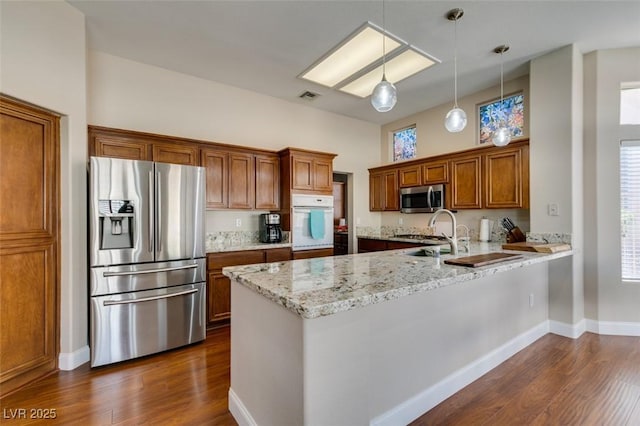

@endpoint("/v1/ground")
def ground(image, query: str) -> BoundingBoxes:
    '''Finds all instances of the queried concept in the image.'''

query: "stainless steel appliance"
[291,194,333,251]
[259,213,283,243]
[89,157,206,367]
[400,184,445,213]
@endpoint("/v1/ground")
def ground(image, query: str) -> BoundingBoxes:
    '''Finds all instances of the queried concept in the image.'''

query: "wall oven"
[400,184,445,213]
[291,194,334,251]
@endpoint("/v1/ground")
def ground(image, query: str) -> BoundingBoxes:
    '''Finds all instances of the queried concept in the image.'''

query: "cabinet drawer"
[208,251,265,269]
[265,248,292,263]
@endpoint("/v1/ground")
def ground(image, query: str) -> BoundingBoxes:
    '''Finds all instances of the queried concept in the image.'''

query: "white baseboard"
[586,319,640,336]
[371,321,550,426]
[549,319,586,339]
[229,388,257,426]
[58,345,90,370]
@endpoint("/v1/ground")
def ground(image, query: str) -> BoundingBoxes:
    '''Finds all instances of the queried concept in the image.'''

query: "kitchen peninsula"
[223,244,572,425]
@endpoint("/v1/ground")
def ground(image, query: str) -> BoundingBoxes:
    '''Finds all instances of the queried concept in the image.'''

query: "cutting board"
[502,242,571,253]
[444,252,523,267]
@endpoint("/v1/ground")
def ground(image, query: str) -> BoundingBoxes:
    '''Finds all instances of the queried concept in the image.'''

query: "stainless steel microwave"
[400,184,445,213]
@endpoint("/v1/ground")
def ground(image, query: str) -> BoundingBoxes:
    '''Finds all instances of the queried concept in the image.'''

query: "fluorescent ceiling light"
[339,48,436,98]
[299,23,402,88]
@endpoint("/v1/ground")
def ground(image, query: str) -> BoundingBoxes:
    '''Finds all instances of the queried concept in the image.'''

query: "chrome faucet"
[428,209,458,255]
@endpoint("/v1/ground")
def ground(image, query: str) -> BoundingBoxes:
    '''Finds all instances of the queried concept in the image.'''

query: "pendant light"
[371,0,397,112]
[444,8,467,133]
[492,45,511,147]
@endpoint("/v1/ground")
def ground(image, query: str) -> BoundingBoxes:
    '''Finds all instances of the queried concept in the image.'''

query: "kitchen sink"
[404,247,450,257]
[393,234,449,245]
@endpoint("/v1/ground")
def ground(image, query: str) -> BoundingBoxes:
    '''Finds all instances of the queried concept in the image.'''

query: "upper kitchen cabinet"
[89,125,199,166]
[201,147,280,211]
[449,154,482,209]
[398,164,422,188]
[484,144,529,209]
[369,169,399,211]
[421,160,448,185]
[151,142,199,166]
[228,152,255,209]
[279,148,337,195]
[255,154,280,210]
[201,148,229,209]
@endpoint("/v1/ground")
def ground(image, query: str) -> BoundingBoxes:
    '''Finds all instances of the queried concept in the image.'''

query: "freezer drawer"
[90,258,205,296]
[90,282,206,367]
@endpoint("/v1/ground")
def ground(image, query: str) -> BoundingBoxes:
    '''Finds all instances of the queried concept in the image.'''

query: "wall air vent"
[299,91,320,101]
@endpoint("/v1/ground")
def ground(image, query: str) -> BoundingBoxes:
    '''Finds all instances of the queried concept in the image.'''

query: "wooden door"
[91,134,150,161]
[398,165,422,187]
[152,142,199,166]
[313,158,333,192]
[383,170,400,210]
[484,147,523,208]
[369,172,383,211]
[201,148,228,209]
[422,160,449,184]
[229,153,254,209]
[255,155,280,210]
[450,155,482,209]
[0,96,59,397]
[292,156,314,190]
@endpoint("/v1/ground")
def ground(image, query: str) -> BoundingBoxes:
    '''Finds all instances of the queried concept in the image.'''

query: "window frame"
[392,125,417,162]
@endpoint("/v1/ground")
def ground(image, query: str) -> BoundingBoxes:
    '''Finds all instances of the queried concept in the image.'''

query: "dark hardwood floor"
[1,329,639,425]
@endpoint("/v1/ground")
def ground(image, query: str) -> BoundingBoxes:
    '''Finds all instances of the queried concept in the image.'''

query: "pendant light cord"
[453,17,458,108]
[382,0,387,77]
[500,52,504,104]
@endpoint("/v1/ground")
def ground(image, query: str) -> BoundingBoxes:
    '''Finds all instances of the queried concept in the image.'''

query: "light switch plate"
[548,203,559,216]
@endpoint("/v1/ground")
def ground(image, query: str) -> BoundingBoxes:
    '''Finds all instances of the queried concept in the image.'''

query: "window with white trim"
[621,140,640,281]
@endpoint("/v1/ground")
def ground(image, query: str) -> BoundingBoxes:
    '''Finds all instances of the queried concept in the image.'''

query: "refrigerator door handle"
[148,171,154,253]
[102,263,198,277]
[103,288,198,306]
[157,171,162,253]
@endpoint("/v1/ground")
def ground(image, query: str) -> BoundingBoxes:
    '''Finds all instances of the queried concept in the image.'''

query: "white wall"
[584,48,640,323]
[1,0,88,368]
[530,45,584,326]
[87,51,381,238]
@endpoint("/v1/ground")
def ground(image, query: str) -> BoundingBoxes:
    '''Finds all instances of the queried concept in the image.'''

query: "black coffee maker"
[259,213,282,243]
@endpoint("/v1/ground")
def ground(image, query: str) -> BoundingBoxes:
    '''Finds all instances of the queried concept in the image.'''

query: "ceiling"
[68,1,640,125]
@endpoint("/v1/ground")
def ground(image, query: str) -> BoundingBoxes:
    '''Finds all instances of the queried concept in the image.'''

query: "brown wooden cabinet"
[398,164,422,188]
[422,160,448,185]
[484,144,529,209]
[357,238,423,253]
[206,247,292,327]
[89,126,199,166]
[291,248,334,259]
[279,148,337,195]
[201,148,228,209]
[370,169,399,211]
[228,153,255,209]
[449,154,482,209]
[152,142,199,166]
[255,154,280,210]
[1,96,60,397]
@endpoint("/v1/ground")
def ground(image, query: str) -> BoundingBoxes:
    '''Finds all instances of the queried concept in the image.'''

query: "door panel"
[155,162,205,261]
[0,95,59,397]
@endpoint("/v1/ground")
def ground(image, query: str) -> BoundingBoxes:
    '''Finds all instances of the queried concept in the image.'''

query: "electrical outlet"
[235,218,241,227]
[529,293,534,307]
[398,217,403,225]
[548,203,559,216]
[356,217,361,225]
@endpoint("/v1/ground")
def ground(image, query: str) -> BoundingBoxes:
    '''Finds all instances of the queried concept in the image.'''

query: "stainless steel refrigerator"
[89,156,206,367]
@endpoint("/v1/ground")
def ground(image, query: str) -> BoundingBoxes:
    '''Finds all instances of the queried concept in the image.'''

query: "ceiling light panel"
[299,24,402,88]
[339,48,437,98]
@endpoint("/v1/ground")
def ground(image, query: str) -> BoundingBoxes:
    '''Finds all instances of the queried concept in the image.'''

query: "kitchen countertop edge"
[206,242,292,253]
[223,244,573,319]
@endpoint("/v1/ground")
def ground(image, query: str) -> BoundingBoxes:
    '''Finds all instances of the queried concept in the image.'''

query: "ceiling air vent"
[299,91,320,101]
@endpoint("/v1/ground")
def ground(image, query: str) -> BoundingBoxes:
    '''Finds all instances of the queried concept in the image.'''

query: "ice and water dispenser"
[98,200,135,250]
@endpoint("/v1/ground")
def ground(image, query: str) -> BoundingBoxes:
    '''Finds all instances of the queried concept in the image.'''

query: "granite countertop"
[222,242,573,319]
[206,241,292,253]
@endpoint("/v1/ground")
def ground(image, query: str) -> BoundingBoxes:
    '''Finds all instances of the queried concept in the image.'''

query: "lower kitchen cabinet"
[357,238,423,253]
[291,248,334,259]
[206,247,292,328]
